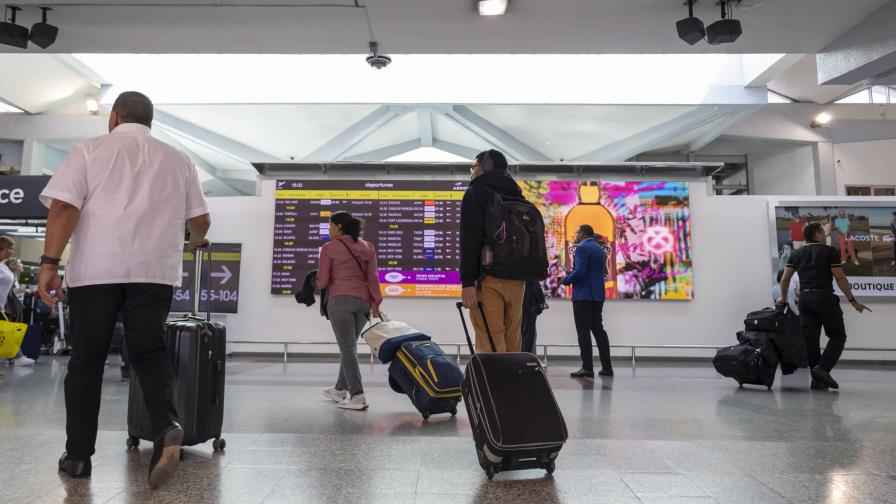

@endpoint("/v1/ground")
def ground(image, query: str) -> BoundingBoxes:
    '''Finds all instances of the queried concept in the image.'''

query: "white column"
[20,139,44,175]
[812,142,837,196]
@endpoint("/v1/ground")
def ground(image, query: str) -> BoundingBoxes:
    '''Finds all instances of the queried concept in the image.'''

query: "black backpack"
[480,190,548,281]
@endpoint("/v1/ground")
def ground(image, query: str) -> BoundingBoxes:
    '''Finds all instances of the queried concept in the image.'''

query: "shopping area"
[1,1,896,503]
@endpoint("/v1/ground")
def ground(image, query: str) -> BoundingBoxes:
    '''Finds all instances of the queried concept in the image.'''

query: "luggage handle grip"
[455,301,498,354]
[193,244,213,322]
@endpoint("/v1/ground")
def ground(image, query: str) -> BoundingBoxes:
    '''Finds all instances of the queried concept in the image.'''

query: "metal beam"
[574,106,734,162]
[344,139,422,162]
[417,107,434,147]
[436,105,551,162]
[432,140,480,160]
[303,105,410,161]
[687,106,763,153]
[153,128,253,196]
[154,109,279,163]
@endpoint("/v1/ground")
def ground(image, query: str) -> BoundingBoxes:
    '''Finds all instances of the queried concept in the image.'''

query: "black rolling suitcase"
[127,248,227,452]
[713,332,778,389]
[456,302,567,479]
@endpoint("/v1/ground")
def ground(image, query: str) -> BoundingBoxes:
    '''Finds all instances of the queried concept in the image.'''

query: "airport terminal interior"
[2,1,896,503]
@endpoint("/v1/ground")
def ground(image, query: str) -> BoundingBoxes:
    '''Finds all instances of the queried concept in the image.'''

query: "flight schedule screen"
[271,180,468,297]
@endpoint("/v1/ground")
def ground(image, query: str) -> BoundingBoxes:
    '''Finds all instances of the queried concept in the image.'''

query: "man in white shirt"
[37,92,211,489]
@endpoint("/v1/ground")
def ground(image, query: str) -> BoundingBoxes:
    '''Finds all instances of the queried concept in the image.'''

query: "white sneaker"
[338,393,369,411]
[854,260,860,266]
[323,387,347,403]
[13,356,35,367]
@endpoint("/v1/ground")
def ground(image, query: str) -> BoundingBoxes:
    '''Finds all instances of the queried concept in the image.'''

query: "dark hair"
[112,91,154,127]
[578,224,595,237]
[776,270,784,283]
[475,149,508,173]
[803,222,823,243]
[331,211,362,241]
[892,211,896,216]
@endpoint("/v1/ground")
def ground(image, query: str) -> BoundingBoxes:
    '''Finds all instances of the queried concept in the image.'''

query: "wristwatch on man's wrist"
[848,298,857,304]
[40,255,61,266]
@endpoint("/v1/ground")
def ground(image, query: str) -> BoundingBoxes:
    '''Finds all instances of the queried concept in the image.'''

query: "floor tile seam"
[99,488,127,504]
[255,469,291,504]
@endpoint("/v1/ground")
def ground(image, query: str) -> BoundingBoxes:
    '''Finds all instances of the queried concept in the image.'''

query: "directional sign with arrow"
[171,243,243,314]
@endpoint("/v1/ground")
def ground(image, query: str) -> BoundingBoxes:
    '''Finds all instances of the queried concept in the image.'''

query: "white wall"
[206,179,896,361]
[833,138,896,194]
[0,141,22,169]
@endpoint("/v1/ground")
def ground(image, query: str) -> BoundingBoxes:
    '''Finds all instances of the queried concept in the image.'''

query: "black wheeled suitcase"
[456,302,567,479]
[713,332,778,389]
[127,248,227,452]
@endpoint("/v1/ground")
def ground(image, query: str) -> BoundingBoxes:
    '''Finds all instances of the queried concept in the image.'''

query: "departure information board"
[271,180,467,297]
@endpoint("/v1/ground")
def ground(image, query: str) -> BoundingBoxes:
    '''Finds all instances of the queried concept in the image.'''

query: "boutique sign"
[0,176,52,219]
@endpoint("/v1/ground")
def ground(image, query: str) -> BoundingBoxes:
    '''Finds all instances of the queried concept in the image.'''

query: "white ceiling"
[0,0,889,54]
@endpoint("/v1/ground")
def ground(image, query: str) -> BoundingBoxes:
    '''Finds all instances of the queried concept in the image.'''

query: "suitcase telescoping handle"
[455,301,498,355]
[192,244,213,322]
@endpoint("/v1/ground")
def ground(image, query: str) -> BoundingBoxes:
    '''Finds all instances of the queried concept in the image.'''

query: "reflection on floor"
[2,356,896,503]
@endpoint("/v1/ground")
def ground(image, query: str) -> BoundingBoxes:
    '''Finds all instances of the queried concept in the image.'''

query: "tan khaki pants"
[470,276,525,353]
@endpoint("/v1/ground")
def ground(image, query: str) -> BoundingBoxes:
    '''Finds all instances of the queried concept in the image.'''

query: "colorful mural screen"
[521,181,693,300]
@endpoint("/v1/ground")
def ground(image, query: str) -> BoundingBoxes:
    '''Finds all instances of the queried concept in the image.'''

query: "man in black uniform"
[777,222,870,390]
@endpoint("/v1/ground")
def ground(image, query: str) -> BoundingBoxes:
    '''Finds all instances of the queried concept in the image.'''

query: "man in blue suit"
[562,225,613,378]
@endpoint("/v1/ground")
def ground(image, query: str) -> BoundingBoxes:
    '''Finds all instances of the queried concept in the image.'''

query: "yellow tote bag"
[0,311,27,359]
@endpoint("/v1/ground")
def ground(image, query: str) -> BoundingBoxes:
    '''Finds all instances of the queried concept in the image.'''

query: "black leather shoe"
[811,365,839,390]
[120,366,131,382]
[570,368,595,378]
[598,369,614,377]
[58,452,91,478]
[148,422,183,489]
[810,378,829,391]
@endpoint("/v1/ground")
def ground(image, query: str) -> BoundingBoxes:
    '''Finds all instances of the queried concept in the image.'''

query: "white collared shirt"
[40,123,209,287]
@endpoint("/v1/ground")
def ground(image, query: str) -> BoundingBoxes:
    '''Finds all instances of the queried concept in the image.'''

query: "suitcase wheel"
[421,410,431,421]
[213,438,226,452]
[126,436,140,450]
[485,464,495,480]
[450,408,457,417]
[737,382,743,388]
[545,461,556,475]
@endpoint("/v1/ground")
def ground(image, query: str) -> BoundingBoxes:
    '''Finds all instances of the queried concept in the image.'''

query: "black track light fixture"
[29,7,58,49]
[676,0,705,46]
[0,5,29,49]
[706,0,743,45]
[366,41,391,69]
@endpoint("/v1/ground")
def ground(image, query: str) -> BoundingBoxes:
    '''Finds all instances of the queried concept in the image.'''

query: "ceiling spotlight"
[706,0,742,45]
[810,112,832,129]
[478,0,509,16]
[676,0,705,45]
[0,6,29,49]
[29,7,58,49]
[366,41,391,69]
[86,99,99,115]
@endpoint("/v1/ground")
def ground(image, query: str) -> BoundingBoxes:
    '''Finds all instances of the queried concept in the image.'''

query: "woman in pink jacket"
[316,211,382,411]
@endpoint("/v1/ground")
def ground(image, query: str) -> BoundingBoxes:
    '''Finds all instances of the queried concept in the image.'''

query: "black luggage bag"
[127,248,227,452]
[744,306,788,333]
[456,302,567,479]
[713,332,778,389]
[387,339,462,420]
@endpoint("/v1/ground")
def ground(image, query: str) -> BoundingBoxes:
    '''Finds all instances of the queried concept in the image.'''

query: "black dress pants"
[573,300,612,372]
[798,291,847,373]
[65,283,178,459]
[520,310,539,354]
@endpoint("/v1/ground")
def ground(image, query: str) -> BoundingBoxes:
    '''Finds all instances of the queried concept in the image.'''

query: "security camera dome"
[366,41,391,69]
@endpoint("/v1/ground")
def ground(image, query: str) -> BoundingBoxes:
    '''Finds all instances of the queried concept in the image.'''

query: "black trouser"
[573,300,612,371]
[520,310,539,354]
[65,283,177,459]
[798,291,847,373]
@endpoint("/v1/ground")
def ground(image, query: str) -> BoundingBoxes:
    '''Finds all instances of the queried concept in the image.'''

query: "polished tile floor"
[2,356,896,504]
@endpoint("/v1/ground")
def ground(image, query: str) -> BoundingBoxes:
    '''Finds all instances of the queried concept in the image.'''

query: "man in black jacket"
[459,150,526,353]
[521,279,547,354]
